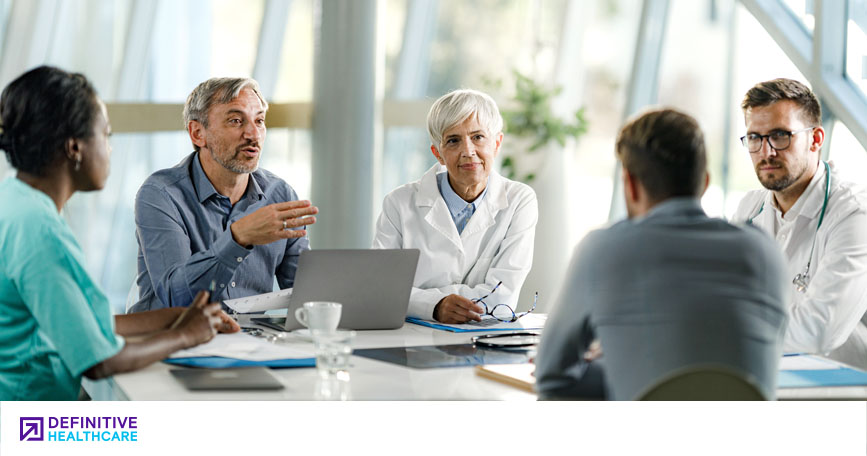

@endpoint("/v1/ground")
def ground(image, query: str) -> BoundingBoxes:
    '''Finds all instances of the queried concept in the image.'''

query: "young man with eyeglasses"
[732,78,867,370]
[535,109,789,400]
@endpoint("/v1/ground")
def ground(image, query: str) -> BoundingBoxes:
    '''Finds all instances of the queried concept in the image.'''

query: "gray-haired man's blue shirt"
[129,152,309,312]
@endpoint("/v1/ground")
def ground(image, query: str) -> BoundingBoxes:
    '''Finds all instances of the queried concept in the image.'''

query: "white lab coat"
[733,161,867,369]
[373,164,538,320]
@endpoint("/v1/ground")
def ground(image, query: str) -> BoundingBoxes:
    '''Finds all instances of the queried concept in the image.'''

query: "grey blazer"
[535,198,788,400]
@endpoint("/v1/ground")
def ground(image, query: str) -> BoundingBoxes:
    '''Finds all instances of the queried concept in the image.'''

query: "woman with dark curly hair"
[0,66,240,400]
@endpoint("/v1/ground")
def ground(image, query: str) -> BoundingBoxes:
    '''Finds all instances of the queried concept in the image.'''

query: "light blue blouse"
[0,177,124,400]
[436,172,488,234]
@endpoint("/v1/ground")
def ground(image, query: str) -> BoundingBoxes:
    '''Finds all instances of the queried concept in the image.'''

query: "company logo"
[20,417,44,441]
[18,416,138,442]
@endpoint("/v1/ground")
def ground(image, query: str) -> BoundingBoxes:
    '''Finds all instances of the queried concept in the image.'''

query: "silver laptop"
[170,367,284,391]
[283,249,419,331]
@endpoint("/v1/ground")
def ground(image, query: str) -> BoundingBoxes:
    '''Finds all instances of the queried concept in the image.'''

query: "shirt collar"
[192,152,266,203]
[770,160,827,222]
[437,171,488,217]
[640,197,706,222]
[9,176,57,214]
[246,172,266,202]
[192,152,219,203]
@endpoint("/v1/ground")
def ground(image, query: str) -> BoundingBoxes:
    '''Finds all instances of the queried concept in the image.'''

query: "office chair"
[636,364,768,401]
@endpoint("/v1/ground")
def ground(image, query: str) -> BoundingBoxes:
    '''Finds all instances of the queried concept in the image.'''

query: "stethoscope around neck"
[747,160,830,293]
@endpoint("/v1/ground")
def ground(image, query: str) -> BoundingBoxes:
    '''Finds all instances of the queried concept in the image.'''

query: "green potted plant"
[490,70,589,182]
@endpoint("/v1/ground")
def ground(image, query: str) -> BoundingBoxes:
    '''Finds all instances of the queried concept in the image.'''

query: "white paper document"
[169,332,314,361]
[779,354,843,371]
[445,313,547,331]
[224,288,293,313]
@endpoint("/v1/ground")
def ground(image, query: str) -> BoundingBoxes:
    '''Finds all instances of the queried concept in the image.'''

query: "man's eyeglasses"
[473,281,538,323]
[739,127,815,153]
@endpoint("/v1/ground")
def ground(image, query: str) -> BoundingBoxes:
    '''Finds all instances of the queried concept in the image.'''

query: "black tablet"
[353,344,532,369]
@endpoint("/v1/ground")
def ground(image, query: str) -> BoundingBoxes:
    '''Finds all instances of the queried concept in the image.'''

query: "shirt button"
[220,283,226,288]
[231,282,236,288]
[236,257,243,263]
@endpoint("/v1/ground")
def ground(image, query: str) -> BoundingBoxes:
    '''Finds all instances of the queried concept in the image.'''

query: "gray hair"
[183,77,269,129]
[426,89,503,146]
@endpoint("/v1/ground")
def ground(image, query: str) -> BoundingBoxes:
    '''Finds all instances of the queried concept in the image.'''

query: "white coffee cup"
[295,301,342,332]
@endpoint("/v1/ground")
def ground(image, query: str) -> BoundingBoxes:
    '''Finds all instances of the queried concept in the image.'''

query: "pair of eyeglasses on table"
[471,281,538,324]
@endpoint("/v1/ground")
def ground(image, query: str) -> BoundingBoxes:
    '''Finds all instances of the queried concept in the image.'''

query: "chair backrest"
[637,364,768,401]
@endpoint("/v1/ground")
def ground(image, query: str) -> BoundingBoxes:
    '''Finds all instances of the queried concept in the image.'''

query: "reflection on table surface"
[84,316,867,401]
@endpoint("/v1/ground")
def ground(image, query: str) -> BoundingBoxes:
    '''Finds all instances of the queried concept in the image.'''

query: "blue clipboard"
[405,317,539,333]
[164,356,315,369]
[778,368,867,388]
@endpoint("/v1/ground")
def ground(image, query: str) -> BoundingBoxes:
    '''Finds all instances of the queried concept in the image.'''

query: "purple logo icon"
[20,417,44,441]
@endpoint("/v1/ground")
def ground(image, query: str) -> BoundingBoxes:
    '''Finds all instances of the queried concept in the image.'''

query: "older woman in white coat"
[373,89,538,323]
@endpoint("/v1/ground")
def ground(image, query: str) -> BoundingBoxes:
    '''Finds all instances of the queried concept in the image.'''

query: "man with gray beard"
[129,78,318,312]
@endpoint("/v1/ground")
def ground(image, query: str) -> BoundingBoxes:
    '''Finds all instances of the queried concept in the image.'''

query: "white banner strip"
[2,401,865,455]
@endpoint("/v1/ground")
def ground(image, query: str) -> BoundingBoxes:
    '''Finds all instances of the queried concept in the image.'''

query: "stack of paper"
[224,288,293,313]
[169,333,314,361]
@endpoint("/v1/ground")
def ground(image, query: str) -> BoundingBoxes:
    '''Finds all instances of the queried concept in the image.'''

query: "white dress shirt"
[372,164,538,320]
[733,161,867,369]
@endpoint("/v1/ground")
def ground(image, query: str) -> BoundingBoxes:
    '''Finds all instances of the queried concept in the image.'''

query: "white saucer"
[290,329,312,341]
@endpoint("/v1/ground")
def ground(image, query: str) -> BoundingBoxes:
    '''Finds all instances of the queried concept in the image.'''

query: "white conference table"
[88,320,538,401]
[84,318,867,401]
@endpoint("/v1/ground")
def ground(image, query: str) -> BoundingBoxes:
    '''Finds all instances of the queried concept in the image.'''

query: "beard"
[756,158,807,192]
[210,140,260,174]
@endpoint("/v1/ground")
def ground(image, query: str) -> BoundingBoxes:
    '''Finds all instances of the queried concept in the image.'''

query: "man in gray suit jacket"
[535,108,789,400]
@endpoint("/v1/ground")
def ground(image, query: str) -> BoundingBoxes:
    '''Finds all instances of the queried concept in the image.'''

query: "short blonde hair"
[426,89,503,146]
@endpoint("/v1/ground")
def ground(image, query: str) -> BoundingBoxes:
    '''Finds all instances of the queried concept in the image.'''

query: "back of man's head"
[616,108,707,203]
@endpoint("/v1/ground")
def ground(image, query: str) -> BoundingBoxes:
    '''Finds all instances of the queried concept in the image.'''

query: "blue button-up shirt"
[436,171,487,234]
[129,152,309,312]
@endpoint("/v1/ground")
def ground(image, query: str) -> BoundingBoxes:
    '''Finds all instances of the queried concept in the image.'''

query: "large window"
[783,0,815,32]
[829,120,867,182]
[847,0,867,96]
[4,0,867,311]
[658,0,866,218]
[0,0,314,311]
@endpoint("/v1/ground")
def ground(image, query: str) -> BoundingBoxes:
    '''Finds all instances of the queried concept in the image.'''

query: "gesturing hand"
[433,294,484,323]
[230,200,318,247]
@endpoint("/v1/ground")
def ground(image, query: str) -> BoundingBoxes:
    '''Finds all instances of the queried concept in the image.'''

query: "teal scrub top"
[0,177,124,400]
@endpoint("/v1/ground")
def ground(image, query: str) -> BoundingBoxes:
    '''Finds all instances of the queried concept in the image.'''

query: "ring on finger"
[282,219,288,230]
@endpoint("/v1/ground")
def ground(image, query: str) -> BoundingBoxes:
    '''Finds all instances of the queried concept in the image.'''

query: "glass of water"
[312,329,356,377]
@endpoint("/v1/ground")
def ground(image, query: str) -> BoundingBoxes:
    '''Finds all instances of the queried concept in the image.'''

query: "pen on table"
[170,280,216,330]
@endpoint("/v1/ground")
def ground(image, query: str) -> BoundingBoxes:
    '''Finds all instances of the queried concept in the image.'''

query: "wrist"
[433,297,446,321]
[176,327,195,349]
[230,224,248,247]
